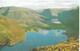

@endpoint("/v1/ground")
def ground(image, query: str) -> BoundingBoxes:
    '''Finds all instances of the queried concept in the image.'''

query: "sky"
[0,0,79,10]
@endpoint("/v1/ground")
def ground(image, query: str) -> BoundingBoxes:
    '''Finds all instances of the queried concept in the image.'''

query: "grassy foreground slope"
[0,15,26,47]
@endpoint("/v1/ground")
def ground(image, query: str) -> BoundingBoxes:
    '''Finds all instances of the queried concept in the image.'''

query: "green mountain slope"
[37,9,55,21]
[58,8,79,37]
[0,6,47,26]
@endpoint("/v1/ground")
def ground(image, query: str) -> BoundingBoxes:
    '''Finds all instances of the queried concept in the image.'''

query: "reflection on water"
[38,30,49,35]
[1,30,67,51]
[55,30,66,36]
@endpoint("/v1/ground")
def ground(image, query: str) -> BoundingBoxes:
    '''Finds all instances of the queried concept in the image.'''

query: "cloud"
[0,0,79,10]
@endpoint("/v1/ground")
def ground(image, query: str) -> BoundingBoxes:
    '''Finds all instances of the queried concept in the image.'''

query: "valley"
[0,6,79,51]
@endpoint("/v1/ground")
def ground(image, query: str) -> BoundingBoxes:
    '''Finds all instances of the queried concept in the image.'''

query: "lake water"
[1,29,68,51]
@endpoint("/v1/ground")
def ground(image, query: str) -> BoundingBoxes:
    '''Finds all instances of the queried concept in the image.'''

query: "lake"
[1,29,68,51]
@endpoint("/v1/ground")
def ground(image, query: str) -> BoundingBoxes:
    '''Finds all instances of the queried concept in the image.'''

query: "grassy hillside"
[0,6,47,26]
[0,6,49,33]
[0,15,26,47]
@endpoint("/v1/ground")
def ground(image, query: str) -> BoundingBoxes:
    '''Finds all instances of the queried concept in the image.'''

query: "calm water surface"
[1,29,68,51]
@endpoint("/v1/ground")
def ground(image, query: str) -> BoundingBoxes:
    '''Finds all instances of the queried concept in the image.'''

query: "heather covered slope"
[31,43,79,51]
[0,15,26,47]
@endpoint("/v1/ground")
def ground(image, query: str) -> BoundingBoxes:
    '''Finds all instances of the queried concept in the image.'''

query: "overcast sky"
[0,0,79,10]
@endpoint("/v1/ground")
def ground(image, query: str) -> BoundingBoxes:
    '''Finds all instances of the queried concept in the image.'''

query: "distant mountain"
[0,7,76,25]
[36,9,55,21]
[0,6,77,27]
[0,6,47,26]
[36,8,76,16]
[35,8,76,21]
